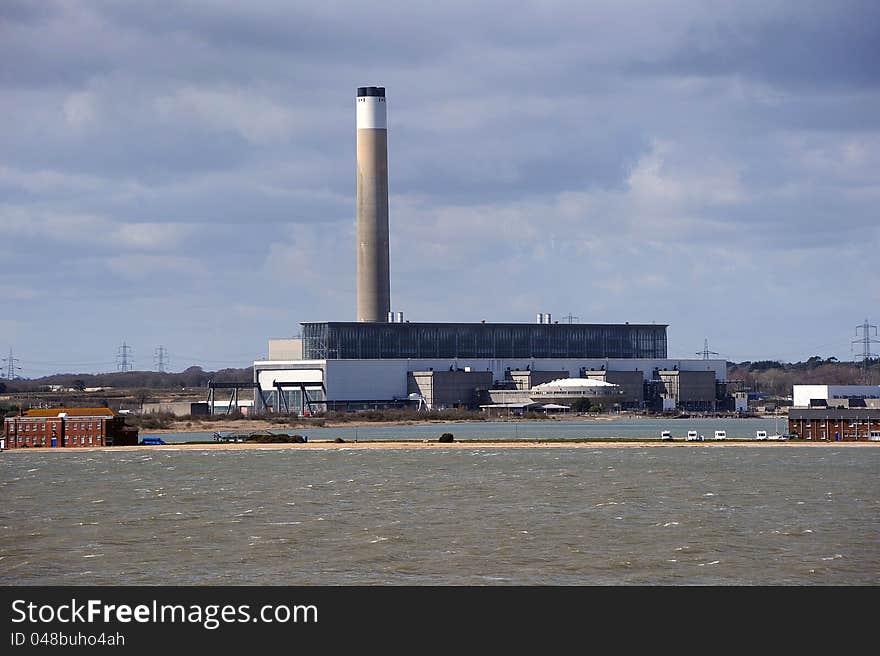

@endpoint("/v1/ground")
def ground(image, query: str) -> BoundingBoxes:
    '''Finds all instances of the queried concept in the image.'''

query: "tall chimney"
[356,86,390,322]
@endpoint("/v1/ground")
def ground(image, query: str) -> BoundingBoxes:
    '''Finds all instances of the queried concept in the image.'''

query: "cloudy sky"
[1,0,878,376]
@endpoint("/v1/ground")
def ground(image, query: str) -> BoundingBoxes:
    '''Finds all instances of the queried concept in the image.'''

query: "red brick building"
[788,408,880,442]
[2,408,138,448]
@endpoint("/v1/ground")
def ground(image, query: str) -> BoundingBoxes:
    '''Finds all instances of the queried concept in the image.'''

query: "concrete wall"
[792,385,829,407]
[142,401,208,416]
[408,370,494,409]
[658,370,717,410]
[268,338,303,361]
[508,370,570,390]
[583,370,644,406]
[486,389,534,404]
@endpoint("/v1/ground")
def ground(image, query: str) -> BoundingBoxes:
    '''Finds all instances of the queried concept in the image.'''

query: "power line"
[154,346,169,373]
[696,338,720,360]
[852,319,879,383]
[3,347,22,380]
[116,340,133,372]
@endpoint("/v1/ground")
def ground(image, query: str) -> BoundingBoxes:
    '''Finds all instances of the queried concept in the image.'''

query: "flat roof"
[302,321,668,329]
[789,408,880,419]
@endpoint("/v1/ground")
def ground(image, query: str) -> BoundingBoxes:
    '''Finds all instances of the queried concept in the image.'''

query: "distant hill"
[1,366,254,392]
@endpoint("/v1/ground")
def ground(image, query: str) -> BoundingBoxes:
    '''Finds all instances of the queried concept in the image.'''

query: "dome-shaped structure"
[528,377,624,406]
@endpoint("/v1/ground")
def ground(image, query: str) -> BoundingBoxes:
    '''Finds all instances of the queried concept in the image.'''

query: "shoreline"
[140,414,779,435]
[2,440,876,453]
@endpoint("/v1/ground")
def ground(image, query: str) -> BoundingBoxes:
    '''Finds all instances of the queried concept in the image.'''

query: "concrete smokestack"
[356,86,390,322]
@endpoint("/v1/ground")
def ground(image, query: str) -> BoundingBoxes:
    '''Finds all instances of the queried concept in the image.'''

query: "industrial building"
[252,85,729,414]
[2,408,139,448]
[300,320,668,360]
[142,401,210,416]
[792,385,880,408]
[408,369,493,409]
[253,347,727,413]
[655,369,719,412]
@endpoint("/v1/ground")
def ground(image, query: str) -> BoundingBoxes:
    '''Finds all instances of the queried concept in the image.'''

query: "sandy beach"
[145,418,467,434]
[142,414,713,434]
[2,439,875,453]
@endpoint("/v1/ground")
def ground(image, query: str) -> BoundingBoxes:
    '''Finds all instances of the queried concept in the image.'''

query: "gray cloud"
[0,0,877,373]
[630,2,880,91]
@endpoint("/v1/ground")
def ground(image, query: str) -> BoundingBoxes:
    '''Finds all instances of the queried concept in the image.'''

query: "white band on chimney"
[357,96,387,129]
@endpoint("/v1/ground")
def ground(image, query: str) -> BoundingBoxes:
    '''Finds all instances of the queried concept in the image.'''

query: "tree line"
[0,366,254,392]
[728,357,879,397]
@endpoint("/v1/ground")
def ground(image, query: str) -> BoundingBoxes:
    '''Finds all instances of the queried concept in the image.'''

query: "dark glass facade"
[302,322,667,360]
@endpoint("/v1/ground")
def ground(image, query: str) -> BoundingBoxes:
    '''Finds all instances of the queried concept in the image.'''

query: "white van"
[755,430,768,440]
[686,431,700,441]
[714,430,726,440]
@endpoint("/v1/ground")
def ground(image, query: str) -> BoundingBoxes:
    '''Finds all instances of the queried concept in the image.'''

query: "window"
[72,436,77,444]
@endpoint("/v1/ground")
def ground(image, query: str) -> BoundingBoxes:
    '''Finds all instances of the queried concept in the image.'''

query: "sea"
[1,419,878,585]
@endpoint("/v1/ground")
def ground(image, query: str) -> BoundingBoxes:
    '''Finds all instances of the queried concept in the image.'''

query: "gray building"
[407,369,493,409]
[141,401,209,416]
[301,321,668,360]
[656,369,717,411]
[582,369,645,408]
[507,369,570,390]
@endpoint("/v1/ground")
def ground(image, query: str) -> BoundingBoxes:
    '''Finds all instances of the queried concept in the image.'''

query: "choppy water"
[2,445,877,585]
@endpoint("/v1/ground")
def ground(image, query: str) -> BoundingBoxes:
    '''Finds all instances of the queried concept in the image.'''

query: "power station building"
[252,85,728,413]
[253,323,726,413]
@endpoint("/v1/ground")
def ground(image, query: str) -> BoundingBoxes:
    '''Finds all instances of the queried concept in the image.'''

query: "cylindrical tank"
[356,86,390,322]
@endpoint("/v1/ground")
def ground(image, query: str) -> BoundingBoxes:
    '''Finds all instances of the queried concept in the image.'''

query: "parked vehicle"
[686,431,702,441]
[140,437,166,446]
[661,430,673,441]
[755,430,768,441]
[714,430,726,440]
